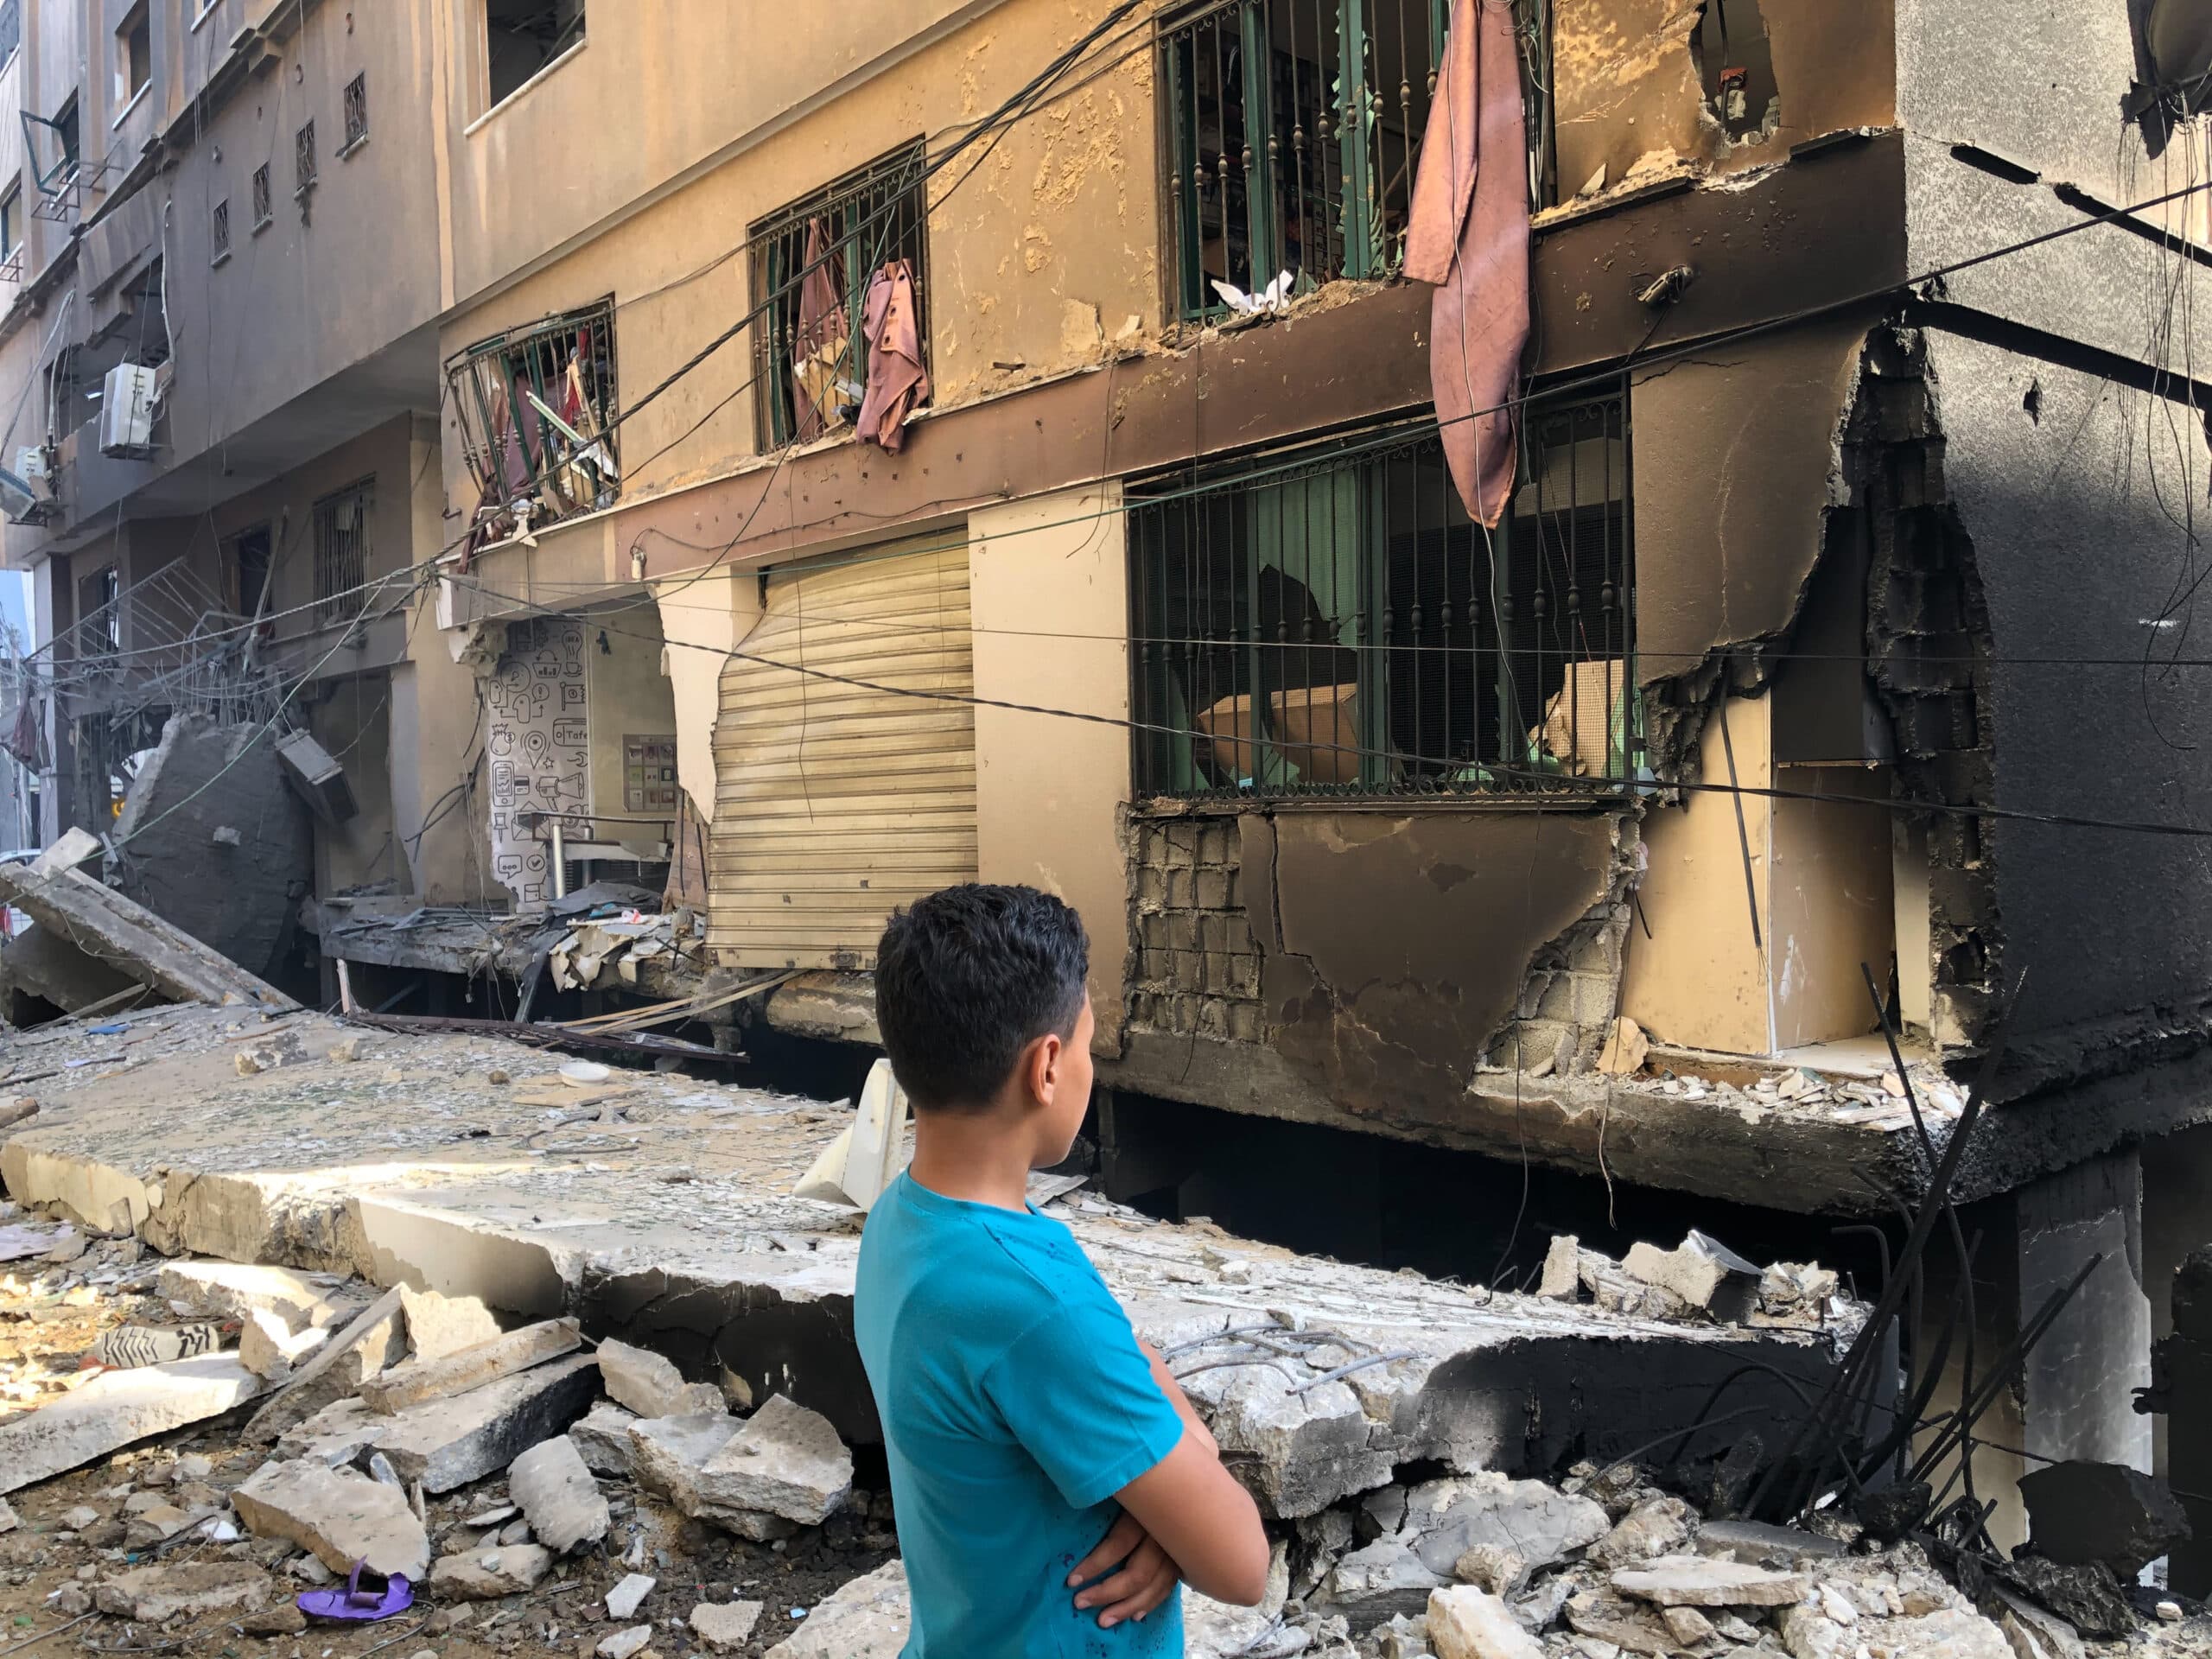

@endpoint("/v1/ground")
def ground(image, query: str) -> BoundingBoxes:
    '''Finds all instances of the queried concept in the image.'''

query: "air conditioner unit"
[274,728,359,825]
[0,466,54,526]
[98,364,156,458]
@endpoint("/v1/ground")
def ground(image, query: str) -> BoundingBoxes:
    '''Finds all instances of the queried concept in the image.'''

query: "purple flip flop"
[297,1560,413,1622]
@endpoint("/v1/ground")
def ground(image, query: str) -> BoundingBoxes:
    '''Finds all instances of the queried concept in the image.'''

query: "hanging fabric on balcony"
[791,217,850,442]
[855,259,930,454]
[1402,0,1529,529]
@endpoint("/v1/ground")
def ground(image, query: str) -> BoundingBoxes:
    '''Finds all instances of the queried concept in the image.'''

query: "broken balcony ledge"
[0,1003,1855,1518]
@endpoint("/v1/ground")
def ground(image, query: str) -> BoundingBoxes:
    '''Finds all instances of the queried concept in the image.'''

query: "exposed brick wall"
[1125,814,1267,1042]
[1484,891,1634,1077]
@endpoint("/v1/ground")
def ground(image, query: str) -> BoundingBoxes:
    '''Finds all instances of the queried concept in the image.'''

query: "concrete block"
[0,1354,264,1495]
[238,1308,328,1382]
[690,1601,764,1651]
[398,1285,501,1360]
[231,1459,430,1582]
[508,1434,607,1555]
[598,1629,652,1659]
[156,1262,363,1331]
[95,1562,276,1621]
[627,1414,795,1541]
[1610,1555,1809,1607]
[275,1396,384,1467]
[604,1573,655,1619]
[696,1394,853,1525]
[569,1401,639,1477]
[1427,1585,1544,1659]
[245,1286,405,1445]
[429,1543,552,1599]
[1321,1536,1445,1622]
[370,1351,599,1493]
[358,1318,581,1414]
[763,1560,909,1659]
[1398,1474,1609,1579]
[597,1338,727,1421]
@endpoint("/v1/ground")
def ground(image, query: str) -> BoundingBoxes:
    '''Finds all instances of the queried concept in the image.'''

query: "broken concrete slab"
[597,1628,652,1659]
[370,1351,598,1492]
[429,1543,552,1599]
[695,1394,852,1524]
[1323,1536,1446,1622]
[1621,1231,1762,1321]
[1992,1586,2088,1659]
[358,1318,581,1414]
[690,1600,764,1651]
[156,1261,364,1331]
[0,1353,263,1495]
[763,1560,909,1659]
[605,1573,656,1620]
[244,1287,405,1444]
[397,1284,500,1361]
[628,1413,795,1541]
[507,1434,607,1555]
[1427,1585,1544,1659]
[95,1561,276,1621]
[1610,1555,1809,1607]
[569,1401,638,1477]
[596,1338,726,1420]
[0,827,294,1009]
[230,1459,430,1582]
[2017,1459,2191,1577]
[1398,1474,1611,1579]
[238,1307,328,1382]
[275,1396,385,1467]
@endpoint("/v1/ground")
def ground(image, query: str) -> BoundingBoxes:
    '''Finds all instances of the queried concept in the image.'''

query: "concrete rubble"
[0,1007,2187,1659]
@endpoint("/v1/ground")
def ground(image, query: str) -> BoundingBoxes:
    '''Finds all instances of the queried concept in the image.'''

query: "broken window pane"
[486,0,585,109]
[444,299,620,552]
[1128,391,1635,798]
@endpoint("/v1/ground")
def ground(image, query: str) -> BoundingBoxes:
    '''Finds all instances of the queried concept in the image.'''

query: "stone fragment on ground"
[507,1434,607,1554]
[569,1401,639,1476]
[763,1560,909,1659]
[597,1338,727,1420]
[276,1396,385,1466]
[239,1603,308,1637]
[1610,1554,1808,1607]
[628,1414,796,1539]
[397,1285,503,1362]
[244,1285,405,1443]
[2016,1459,2192,1578]
[359,1318,581,1414]
[1589,1496,1694,1568]
[238,1307,328,1382]
[1426,1585,1543,1659]
[605,1573,655,1619]
[370,1351,600,1492]
[597,1629,652,1659]
[1323,1535,1446,1621]
[696,1394,853,1524]
[230,1458,431,1582]
[1398,1473,1610,1579]
[156,1261,362,1331]
[0,1354,264,1494]
[690,1600,765,1651]
[96,1561,276,1621]
[429,1543,553,1599]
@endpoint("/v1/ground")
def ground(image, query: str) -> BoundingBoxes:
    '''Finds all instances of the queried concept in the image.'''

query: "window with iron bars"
[1128,389,1634,798]
[296,119,316,197]
[251,165,271,231]
[77,565,121,666]
[210,200,230,264]
[1158,0,1552,321]
[445,299,620,550]
[313,478,373,627]
[747,142,928,454]
[342,73,368,154]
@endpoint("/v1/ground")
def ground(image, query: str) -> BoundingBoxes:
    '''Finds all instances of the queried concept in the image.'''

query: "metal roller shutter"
[708,534,977,969]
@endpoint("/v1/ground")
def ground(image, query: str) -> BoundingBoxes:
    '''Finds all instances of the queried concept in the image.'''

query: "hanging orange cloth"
[855,259,930,454]
[1402,0,1530,528]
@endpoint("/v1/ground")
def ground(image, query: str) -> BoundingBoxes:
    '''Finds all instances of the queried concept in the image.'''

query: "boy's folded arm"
[1138,1338,1217,1454]
[1112,1427,1270,1607]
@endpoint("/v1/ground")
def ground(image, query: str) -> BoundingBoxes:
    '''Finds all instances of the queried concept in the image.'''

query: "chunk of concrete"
[397,1285,501,1362]
[245,1286,405,1444]
[1427,1585,1544,1659]
[1399,1473,1610,1579]
[275,1396,385,1467]
[569,1401,638,1477]
[1993,1586,2087,1659]
[1566,1588,1683,1655]
[1590,1496,1694,1567]
[1611,1554,1808,1608]
[628,1414,795,1539]
[605,1573,656,1620]
[0,1354,264,1494]
[429,1544,552,1599]
[1322,1536,1446,1622]
[2018,1459,2191,1578]
[358,1319,581,1414]
[763,1560,909,1659]
[368,1352,600,1493]
[690,1600,765,1652]
[597,1338,726,1420]
[96,1561,275,1621]
[1621,1231,1761,1321]
[230,1459,430,1583]
[239,1307,329,1382]
[696,1394,852,1524]
[1535,1234,1580,1300]
[156,1262,362,1331]
[598,1628,652,1659]
[508,1434,607,1555]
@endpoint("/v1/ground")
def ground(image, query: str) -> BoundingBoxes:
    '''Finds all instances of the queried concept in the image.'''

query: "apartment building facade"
[0,0,2207,1548]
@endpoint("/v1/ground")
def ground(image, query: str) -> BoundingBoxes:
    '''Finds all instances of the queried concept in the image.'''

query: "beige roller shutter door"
[709,535,977,969]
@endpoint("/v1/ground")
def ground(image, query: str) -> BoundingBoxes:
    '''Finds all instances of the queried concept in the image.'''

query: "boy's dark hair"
[874,884,1090,1111]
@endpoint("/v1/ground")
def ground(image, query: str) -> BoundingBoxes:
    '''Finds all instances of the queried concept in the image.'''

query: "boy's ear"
[1020,1028,1066,1109]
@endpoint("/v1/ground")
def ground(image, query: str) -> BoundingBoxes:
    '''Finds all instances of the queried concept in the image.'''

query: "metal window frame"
[210,198,230,264]
[251,163,271,230]
[745,139,930,455]
[1126,385,1636,803]
[341,72,368,154]
[1155,0,1554,324]
[295,118,317,198]
[443,296,621,545]
[312,477,375,628]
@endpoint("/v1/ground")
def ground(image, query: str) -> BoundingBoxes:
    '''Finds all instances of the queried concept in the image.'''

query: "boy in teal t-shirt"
[855,885,1269,1657]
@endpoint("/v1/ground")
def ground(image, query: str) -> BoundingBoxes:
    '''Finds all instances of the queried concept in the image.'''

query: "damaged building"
[0,0,2197,1639]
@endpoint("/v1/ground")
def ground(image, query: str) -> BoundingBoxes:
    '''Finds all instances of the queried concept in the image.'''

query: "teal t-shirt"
[855,1172,1186,1658]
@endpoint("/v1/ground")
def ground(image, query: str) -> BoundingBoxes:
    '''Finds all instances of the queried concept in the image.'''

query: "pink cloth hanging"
[855,260,930,454]
[1402,0,1530,528]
